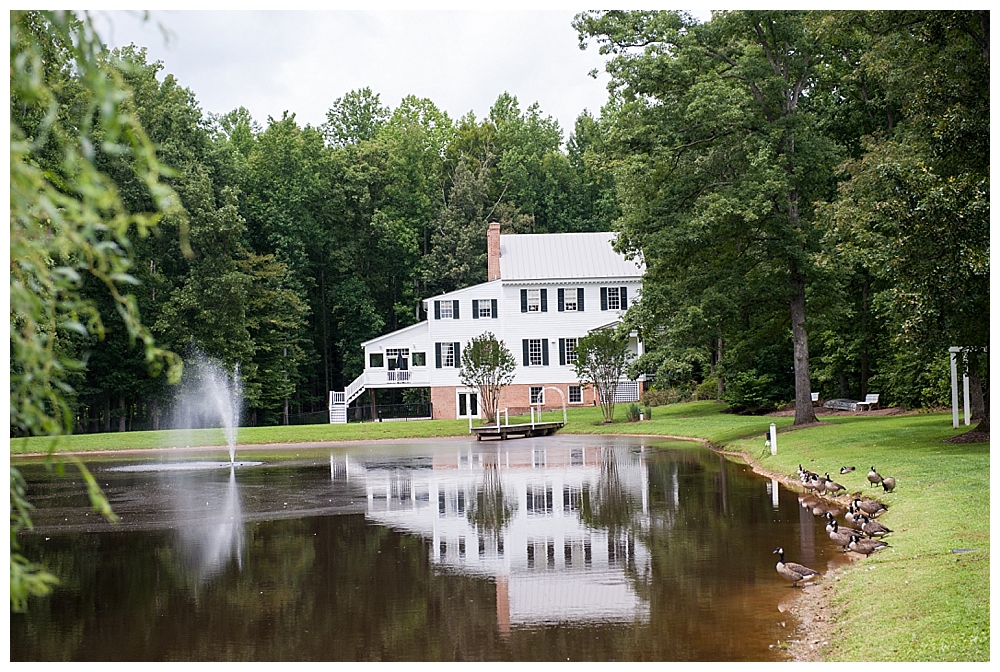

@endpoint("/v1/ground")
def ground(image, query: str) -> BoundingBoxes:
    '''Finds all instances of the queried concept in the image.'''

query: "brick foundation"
[431,383,599,420]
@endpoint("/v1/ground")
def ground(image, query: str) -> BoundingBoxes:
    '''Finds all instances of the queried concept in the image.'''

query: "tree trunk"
[860,274,871,397]
[103,395,111,433]
[969,371,988,433]
[118,395,126,432]
[716,337,724,401]
[789,261,817,425]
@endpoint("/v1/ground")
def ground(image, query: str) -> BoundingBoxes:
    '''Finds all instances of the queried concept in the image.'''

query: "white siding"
[349,234,645,404]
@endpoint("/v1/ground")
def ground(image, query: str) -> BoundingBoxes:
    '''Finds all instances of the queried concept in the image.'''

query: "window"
[436,342,460,368]
[434,299,459,320]
[559,287,583,312]
[559,337,578,365]
[412,352,426,367]
[530,386,544,404]
[369,353,384,368]
[522,338,549,366]
[472,299,494,319]
[528,340,543,366]
[569,385,582,404]
[601,286,629,311]
[527,289,541,312]
[606,287,621,310]
[521,288,548,312]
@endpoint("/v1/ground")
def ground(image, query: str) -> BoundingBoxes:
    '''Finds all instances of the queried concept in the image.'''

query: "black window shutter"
[578,287,585,312]
[520,289,528,313]
[557,288,565,312]
[453,342,461,366]
[620,287,628,308]
[453,300,460,319]
[434,300,441,320]
[435,342,442,368]
[601,287,608,311]
[522,339,529,366]
[540,288,548,312]
[559,338,566,366]
[472,299,479,319]
[542,340,549,366]
[491,298,498,318]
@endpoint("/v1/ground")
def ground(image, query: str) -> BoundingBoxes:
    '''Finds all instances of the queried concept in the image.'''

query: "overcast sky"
[91,7,713,141]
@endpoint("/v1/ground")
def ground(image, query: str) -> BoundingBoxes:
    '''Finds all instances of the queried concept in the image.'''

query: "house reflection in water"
[332,440,652,634]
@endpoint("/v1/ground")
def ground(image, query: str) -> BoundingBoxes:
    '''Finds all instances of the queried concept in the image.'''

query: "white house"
[329,223,646,422]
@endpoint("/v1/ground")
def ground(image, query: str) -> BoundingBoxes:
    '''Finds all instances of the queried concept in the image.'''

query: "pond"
[11,434,851,661]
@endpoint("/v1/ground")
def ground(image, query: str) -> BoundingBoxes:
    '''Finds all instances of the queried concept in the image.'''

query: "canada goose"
[854,498,888,516]
[868,466,883,488]
[826,512,862,536]
[823,473,846,494]
[849,535,889,556]
[827,520,854,550]
[799,464,819,481]
[858,515,893,537]
[840,466,856,475]
[881,476,897,493]
[773,547,820,587]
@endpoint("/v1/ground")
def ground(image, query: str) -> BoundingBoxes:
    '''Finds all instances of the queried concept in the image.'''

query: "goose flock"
[773,464,896,587]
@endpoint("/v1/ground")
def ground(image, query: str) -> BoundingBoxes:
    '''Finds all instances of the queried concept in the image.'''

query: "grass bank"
[10,401,780,455]
[9,401,988,660]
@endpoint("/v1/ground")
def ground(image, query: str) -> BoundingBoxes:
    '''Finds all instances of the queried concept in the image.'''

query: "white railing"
[345,373,367,404]
[387,370,412,384]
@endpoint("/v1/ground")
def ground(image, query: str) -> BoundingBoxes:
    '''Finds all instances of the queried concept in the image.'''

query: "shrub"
[693,376,720,400]
[626,403,641,422]
[723,369,783,414]
[641,387,682,406]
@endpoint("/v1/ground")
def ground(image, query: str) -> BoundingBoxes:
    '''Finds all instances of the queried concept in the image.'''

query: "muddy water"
[11,435,852,661]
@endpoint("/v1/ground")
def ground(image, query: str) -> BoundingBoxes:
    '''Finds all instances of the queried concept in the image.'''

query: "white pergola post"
[950,348,960,429]
[949,346,972,428]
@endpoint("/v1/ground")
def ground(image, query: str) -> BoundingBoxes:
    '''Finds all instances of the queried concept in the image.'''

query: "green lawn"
[9,401,989,661]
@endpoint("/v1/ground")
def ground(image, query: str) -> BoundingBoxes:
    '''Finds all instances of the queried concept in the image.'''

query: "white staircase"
[329,373,367,424]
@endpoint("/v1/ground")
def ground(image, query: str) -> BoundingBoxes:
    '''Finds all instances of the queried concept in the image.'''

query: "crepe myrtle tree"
[459,332,516,424]
[573,328,634,423]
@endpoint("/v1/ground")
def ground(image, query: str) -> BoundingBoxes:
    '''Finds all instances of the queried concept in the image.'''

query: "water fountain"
[171,352,243,464]
[111,351,259,472]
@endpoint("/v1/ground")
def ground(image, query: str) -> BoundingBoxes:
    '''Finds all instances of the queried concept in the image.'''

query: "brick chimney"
[487,221,501,281]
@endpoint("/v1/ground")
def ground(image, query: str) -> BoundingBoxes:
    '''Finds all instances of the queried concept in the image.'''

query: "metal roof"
[499,232,644,281]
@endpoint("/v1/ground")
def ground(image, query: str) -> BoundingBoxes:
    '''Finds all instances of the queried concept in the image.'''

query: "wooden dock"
[470,421,564,440]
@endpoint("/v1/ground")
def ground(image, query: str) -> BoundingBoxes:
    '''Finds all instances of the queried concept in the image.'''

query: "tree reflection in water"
[467,456,516,544]
[580,446,641,536]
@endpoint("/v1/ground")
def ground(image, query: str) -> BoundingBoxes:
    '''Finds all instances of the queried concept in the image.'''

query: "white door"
[457,390,479,418]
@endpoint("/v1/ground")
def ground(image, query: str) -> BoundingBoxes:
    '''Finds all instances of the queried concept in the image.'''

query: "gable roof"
[499,231,644,281]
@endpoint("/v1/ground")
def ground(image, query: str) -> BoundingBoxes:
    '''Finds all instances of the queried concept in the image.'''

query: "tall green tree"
[576,10,848,425]
[820,11,989,430]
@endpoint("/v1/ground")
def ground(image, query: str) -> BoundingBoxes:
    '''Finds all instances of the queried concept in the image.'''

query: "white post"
[504,407,508,426]
[950,347,960,429]
[769,423,777,455]
[531,407,535,428]
[963,372,971,426]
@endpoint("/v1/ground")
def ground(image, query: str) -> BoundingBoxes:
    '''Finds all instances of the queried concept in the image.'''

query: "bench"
[856,393,880,412]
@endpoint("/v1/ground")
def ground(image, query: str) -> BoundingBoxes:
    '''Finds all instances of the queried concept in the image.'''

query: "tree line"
[11,9,989,437]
